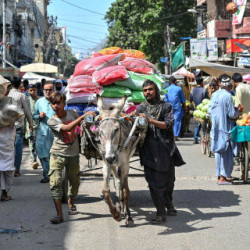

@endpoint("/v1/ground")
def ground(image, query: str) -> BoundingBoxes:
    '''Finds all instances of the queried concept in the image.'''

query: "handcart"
[231,126,250,183]
[194,117,212,157]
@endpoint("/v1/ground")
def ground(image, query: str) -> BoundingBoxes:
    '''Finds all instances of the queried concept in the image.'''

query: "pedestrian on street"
[232,73,250,113]
[190,76,208,144]
[33,82,55,183]
[47,92,96,224]
[208,80,218,99]
[164,76,187,141]
[181,77,192,134]
[0,76,23,201]
[8,77,33,177]
[208,75,243,185]
[25,84,40,169]
[54,79,66,94]
[136,79,185,224]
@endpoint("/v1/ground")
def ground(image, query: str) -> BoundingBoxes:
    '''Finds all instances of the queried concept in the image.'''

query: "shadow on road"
[128,189,241,234]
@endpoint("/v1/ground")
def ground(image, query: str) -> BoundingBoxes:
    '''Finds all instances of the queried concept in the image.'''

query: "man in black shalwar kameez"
[136,80,185,224]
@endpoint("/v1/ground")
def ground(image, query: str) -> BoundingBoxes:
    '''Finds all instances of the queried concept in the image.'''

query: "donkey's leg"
[123,175,134,227]
[111,166,122,221]
[102,164,120,221]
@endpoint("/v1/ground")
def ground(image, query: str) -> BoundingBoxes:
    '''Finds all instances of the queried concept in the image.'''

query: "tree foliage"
[105,0,196,68]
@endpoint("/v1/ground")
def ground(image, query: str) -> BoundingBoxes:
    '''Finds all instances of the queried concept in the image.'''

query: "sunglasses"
[44,89,53,92]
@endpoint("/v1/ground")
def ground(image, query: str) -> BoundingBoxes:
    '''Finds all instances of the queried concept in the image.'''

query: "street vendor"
[135,79,185,224]
[208,74,243,185]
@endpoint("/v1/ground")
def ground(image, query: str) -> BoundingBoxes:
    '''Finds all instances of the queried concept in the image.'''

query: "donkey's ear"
[114,95,127,116]
[97,94,104,113]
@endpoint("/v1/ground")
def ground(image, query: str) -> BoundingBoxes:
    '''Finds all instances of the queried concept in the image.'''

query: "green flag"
[171,43,185,71]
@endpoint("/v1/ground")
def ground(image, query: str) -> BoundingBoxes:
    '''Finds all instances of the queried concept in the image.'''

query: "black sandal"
[68,205,77,215]
[50,216,63,224]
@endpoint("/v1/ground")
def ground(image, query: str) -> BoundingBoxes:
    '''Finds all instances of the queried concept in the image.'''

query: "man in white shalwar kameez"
[0,76,23,201]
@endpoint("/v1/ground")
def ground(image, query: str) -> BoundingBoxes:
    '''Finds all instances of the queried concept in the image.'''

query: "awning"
[243,74,250,81]
[172,67,195,79]
[22,72,56,84]
[189,59,250,77]
[20,63,58,73]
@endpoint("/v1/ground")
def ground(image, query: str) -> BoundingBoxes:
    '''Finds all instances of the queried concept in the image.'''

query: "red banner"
[226,39,250,53]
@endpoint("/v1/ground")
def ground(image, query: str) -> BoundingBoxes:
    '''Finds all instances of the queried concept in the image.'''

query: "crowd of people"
[0,71,249,225]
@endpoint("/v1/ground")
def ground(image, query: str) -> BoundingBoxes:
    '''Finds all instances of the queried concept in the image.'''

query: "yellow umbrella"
[20,63,58,73]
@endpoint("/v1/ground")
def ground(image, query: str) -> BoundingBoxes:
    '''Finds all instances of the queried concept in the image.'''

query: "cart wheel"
[62,167,68,203]
[242,142,249,183]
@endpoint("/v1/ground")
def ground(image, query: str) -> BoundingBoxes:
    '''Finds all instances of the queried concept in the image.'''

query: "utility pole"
[163,24,171,75]
[2,0,6,68]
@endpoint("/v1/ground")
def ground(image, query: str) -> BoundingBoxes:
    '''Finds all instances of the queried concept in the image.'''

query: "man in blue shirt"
[164,76,187,141]
[190,76,208,144]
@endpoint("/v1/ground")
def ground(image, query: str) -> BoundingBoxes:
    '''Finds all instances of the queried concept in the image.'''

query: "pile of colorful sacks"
[65,47,165,115]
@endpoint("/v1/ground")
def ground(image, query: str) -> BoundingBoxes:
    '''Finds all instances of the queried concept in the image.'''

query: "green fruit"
[196,104,203,110]
[202,98,210,105]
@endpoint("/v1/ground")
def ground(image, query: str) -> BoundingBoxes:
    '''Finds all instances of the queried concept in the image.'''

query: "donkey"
[97,95,146,226]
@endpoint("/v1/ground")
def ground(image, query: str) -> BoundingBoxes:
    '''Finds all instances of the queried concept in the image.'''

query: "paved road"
[0,127,249,249]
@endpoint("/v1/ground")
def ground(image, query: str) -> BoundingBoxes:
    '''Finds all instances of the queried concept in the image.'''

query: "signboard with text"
[190,38,218,61]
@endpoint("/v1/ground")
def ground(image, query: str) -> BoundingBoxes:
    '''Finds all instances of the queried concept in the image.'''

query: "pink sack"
[92,66,129,86]
[119,57,155,74]
[73,54,123,76]
[68,75,101,94]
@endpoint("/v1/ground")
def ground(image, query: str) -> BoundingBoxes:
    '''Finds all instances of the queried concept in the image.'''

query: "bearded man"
[33,82,55,183]
[135,79,185,224]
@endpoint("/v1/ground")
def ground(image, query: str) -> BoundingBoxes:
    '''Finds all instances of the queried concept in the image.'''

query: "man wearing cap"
[54,79,65,94]
[209,74,243,184]
[25,84,40,169]
[0,76,23,201]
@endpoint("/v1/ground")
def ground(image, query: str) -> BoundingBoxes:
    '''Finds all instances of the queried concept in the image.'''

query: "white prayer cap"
[220,75,232,86]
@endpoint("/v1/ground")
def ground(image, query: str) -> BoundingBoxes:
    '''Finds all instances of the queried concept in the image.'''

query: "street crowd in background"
[0,71,250,224]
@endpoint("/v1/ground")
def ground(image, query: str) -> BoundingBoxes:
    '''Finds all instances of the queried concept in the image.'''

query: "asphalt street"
[0,122,250,250]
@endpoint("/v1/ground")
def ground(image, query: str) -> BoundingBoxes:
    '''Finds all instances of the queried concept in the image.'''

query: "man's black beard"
[147,97,157,104]
[56,87,62,91]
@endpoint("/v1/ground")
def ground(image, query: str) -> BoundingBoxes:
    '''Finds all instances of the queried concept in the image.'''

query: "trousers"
[144,165,175,216]
[40,157,50,178]
[0,171,14,192]
[14,127,24,173]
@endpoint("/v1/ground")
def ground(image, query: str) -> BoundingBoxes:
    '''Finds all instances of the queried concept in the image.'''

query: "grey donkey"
[97,95,147,226]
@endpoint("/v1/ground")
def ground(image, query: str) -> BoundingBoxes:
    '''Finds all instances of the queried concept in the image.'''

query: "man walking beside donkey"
[135,79,185,224]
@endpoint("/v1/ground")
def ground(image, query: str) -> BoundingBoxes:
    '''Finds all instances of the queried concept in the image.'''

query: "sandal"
[151,215,166,224]
[1,195,12,201]
[50,216,64,224]
[68,205,77,215]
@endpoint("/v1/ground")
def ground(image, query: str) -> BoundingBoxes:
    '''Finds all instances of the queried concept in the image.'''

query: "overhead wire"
[57,18,106,26]
[67,35,101,45]
[60,0,105,16]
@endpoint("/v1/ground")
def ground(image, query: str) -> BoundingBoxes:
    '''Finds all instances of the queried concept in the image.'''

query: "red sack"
[68,75,101,94]
[73,54,123,76]
[92,66,129,86]
[119,58,155,74]
[92,52,103,57]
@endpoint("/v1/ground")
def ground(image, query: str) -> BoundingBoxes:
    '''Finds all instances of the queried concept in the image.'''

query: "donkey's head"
[97,95,127,165]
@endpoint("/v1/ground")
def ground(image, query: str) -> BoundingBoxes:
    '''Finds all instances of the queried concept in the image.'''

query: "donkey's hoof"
[113,213,122,222]
[125,218,134,227]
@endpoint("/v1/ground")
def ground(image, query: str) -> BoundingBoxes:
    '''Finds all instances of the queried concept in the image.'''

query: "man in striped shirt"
[8,77,33,176]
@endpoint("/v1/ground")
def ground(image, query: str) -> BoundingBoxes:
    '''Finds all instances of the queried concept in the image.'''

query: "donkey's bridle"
[99,117,127,153]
